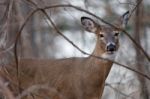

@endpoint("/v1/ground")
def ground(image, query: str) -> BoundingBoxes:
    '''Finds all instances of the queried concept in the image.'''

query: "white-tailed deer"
[0,11,129,99]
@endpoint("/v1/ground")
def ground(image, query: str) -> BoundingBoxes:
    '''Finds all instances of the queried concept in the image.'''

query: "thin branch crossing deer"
[0,11,129,99]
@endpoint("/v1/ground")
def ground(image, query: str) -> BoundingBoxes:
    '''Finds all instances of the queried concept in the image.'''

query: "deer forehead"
[98,31,118,35]
[98,26,118,34]
[99,26,119,34]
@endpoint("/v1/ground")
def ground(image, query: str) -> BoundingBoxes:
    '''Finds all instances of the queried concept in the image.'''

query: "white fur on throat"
[101,52,117,61]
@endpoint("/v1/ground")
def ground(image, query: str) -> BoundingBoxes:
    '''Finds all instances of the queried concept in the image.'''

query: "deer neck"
[82,40,114,98]
[89,38,113,79]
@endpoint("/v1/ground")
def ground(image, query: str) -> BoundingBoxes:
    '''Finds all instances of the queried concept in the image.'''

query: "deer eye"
[99,34,104,38]
[114,32,119,36]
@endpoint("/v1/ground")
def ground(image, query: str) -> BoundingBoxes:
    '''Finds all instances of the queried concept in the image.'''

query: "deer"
[0,11,129,99]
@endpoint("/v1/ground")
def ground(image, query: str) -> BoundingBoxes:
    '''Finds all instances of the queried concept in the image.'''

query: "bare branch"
[41,4,150,61]
[128,0,143,19]
[14,2,150,81]
[117,0,136,6]
[105,83,135,99]
[40,10,150,81]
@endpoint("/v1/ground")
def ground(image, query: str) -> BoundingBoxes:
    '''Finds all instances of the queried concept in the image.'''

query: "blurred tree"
[133,0,149,99]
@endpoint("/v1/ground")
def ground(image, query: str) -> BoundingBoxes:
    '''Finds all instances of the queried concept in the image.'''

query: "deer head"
[81,11,129,57]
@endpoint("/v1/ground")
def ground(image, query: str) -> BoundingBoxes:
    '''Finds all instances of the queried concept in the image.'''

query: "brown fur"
[0,12,129,98]
[0,40,113,99]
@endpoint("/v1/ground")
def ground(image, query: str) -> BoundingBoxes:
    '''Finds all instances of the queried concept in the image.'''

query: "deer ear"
[120,11,130,28]
[81,17,98,33]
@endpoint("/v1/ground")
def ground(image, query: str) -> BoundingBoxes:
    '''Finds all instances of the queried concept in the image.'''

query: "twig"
[105,83,135,99]
[117,0,136,6]
[128,0,143,19]
[14,8,40,95]
[0,44,14,54]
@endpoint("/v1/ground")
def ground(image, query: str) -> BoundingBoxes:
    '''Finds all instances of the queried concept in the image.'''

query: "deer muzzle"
[106,43,116,53]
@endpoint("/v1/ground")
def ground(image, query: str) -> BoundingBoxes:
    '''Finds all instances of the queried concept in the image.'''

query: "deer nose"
[106,43,116,52]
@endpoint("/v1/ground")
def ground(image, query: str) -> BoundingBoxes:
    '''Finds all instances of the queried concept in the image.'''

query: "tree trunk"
[134,1,149,99]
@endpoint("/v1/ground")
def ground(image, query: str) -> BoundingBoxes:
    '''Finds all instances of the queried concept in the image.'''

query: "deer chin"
[107,51,116,54]
[101,51,117,60]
